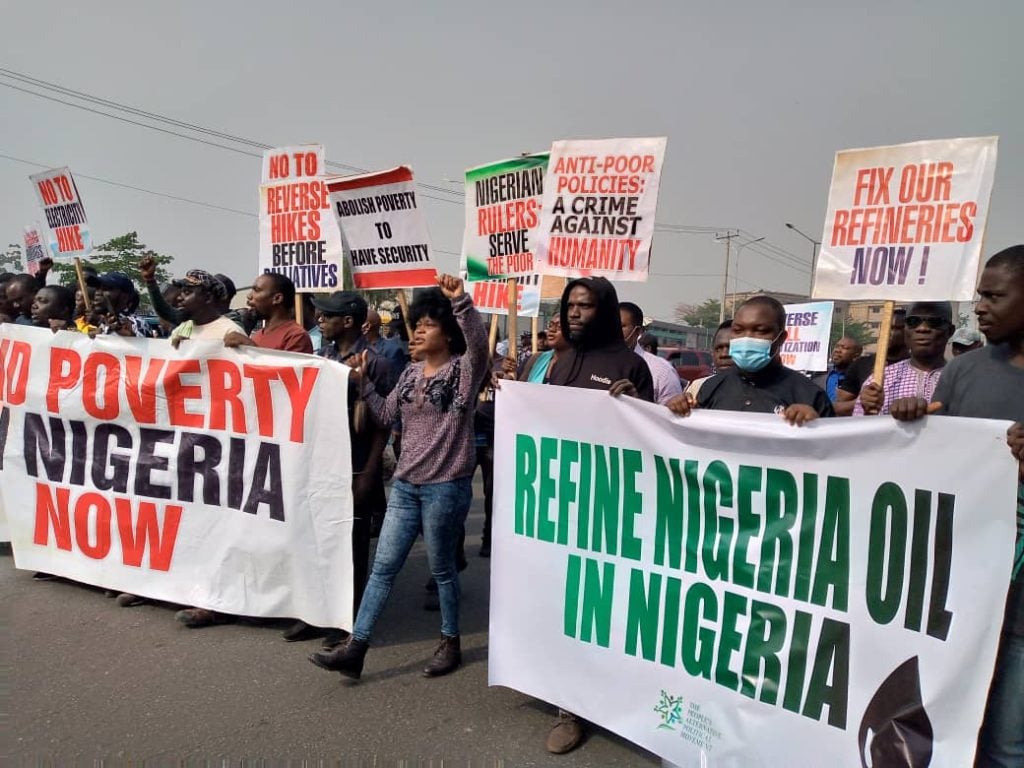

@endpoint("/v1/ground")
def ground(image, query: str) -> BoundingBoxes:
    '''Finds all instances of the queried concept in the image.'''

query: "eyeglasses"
[905,315,949,330]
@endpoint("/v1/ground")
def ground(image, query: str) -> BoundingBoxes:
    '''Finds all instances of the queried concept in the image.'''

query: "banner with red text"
[0,326,354,628]
[23,224,48,276]
[258,144,344,292]
[462,154,548,281]
[29,167,93,260]
[491,382,1017,766]
[533,138,666,281]
[781,301,834,371]
[261,144,326,183]
[326,167,437,290]
[466,275,541,318]
[813,137,998,301]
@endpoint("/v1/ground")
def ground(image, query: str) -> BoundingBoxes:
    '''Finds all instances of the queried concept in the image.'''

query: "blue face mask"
[729,335,779,372]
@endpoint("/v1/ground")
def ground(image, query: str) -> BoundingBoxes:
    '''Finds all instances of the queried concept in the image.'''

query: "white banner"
[0,326,354,628]
[782,301,834,372]
[326,166,437,290]
[533,137,666,282]
[23,223,47,277]
[29,167,93,260]
[258,144,345,293]
[490,382,1017,767]
[813,137,998,302]
[461,154,548,280]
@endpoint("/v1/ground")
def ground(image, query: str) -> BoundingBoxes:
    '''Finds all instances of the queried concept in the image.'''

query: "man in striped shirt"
[855,301,954,416]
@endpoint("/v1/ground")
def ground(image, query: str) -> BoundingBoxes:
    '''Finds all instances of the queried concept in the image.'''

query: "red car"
[661,347,713,385]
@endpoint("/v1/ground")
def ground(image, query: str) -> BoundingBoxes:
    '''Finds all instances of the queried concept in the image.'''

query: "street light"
[785,222,820,297]
[732,236,765,316]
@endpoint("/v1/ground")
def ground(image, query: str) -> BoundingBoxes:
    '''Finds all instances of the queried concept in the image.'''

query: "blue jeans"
[976,631,1024,767]
[353,477,472,642]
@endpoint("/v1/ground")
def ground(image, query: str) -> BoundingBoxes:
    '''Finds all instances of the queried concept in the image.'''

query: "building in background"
[646,320,714,351]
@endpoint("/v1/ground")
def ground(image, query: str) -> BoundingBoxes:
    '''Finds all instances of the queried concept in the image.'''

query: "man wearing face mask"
[666,295,833,423]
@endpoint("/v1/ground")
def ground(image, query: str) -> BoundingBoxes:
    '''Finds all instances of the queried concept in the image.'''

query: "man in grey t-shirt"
[889,245,1024,767]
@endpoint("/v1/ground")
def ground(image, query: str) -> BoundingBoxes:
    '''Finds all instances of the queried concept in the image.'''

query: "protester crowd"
[1,244,1021,765]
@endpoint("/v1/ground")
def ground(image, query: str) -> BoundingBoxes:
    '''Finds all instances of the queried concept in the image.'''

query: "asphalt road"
[3,484,659,766]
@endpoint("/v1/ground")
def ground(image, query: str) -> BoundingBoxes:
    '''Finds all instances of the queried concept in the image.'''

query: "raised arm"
[437,274,488,400]
[140,255,186,325]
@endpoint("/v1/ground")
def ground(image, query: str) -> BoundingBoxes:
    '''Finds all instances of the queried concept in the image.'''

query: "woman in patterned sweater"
[310,274,488,681]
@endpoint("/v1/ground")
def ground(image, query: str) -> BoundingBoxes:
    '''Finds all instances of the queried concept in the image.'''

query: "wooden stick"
[396,290,414,341]
[506,278,519,361]
[488,313,499,358]
[73,257,92,312]
[531,315,539,354]
[872,301,896,387]
[294,294,304,326]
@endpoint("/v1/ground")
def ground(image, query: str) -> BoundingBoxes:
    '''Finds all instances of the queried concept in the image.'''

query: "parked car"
[661,347,713,385]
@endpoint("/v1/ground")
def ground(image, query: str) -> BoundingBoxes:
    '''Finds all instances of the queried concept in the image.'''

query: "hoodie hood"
[559,277,625,352]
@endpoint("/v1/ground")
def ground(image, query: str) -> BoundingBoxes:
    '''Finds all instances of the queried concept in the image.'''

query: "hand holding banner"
[29,167,92,260]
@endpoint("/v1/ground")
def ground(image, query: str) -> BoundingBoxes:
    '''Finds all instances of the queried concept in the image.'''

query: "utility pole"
[785,222,821,298]
[732,236,765,316]
[715,230,740,323]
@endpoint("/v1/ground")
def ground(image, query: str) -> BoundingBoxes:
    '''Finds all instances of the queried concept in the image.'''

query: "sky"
[2,0,1021,322]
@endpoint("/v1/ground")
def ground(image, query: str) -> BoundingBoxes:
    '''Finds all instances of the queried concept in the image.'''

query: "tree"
[1,243,25,273]
[50,232,175,312]
[829,315,874,349]
[674,298,722,328]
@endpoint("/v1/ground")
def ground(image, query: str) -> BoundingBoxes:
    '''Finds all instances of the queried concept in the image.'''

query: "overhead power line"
[1,68,811,282]
[1,152,257,218]
[0,70,464,203]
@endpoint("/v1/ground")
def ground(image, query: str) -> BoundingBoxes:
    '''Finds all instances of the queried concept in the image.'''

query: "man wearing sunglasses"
[854,302,953,416]
[834,308,909,415]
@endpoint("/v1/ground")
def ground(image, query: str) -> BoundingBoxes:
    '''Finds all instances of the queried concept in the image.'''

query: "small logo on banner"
[654,689,685,731]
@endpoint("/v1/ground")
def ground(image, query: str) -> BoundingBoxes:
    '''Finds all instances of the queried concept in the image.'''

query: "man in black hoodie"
[541,277,653,755]
[546,277,654,401]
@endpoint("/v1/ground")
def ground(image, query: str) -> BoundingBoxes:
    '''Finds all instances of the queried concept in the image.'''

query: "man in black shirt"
[546,277,654,401]
[834,308,908,416]
[541,276,654,756]
[667,295,833,422]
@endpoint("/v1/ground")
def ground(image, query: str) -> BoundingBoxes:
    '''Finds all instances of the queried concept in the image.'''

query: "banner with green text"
[490,382,1017,767]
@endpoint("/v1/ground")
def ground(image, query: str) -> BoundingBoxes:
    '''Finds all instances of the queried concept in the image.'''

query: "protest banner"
[262,145,326,183]
[466,275,541,318]
[326,167,437,290]
[781,301,834,371]
[461,154,548,281]
[0,326,354,628]
[29,167,93,260]
[491,382,1017,767]
[813,137,998,302]
[23,224,48,277]
[258,145,345,292]
[533,138,666,281]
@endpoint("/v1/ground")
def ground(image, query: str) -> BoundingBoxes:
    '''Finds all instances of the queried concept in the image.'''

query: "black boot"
[422,635,461,678]
[309,637,369,680]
